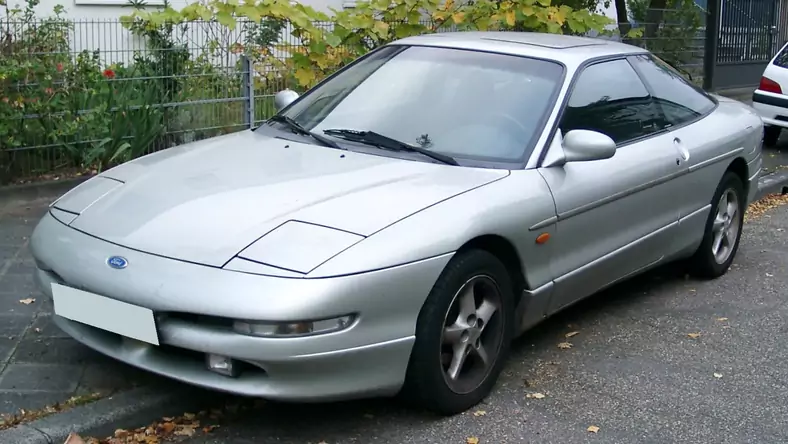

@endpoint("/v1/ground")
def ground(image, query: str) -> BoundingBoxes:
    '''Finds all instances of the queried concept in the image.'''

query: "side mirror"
[274,89,299,112]
[562,129,616,163]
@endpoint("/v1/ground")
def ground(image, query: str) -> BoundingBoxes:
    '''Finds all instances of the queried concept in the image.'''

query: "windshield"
[280,45,564,164]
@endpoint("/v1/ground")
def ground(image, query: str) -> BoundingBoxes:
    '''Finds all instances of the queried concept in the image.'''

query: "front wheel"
[689,171,746,278]
[401,249,514,415]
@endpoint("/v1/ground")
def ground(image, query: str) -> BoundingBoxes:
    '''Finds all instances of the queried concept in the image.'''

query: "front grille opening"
[160,312,234,329]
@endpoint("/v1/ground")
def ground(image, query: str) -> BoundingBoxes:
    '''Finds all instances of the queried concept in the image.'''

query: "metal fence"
[1,13,706,183]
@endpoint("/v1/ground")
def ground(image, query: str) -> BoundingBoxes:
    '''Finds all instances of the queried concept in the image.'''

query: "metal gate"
[713,0,782,89]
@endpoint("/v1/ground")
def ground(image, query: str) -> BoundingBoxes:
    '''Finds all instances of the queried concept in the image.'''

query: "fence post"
[703,0,721,91]
[241,55,255,129]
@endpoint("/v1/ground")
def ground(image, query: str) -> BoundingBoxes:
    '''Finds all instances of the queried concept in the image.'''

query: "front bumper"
[31,211,452,401]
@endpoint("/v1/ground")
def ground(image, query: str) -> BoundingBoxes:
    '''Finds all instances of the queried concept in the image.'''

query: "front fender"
[307,170,557,290]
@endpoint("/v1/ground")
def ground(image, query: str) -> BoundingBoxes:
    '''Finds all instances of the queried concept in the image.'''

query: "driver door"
[538,58,687,314]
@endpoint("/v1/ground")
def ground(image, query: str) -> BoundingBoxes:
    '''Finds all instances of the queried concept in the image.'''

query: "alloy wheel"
[711,188,741,265]
[440,275,504,395]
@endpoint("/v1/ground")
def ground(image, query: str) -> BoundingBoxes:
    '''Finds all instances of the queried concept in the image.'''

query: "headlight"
[233,314,355,338]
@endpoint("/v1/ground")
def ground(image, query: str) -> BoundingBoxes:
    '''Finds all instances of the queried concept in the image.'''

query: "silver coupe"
[31,31,763,415]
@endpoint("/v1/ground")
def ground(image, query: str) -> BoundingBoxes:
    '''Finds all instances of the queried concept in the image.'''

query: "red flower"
[102,69,116,79]
[56,63,64,72]
[45,87,54,95]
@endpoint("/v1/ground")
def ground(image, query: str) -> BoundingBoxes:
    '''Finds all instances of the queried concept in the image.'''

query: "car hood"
[52,130,508,267]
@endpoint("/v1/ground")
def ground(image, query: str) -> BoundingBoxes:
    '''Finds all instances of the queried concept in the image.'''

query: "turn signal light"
[233,314,355,338]
[759,76,783,94]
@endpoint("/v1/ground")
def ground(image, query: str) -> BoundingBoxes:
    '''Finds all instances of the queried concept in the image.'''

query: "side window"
[629,54,715,127]
[560,59,666,145]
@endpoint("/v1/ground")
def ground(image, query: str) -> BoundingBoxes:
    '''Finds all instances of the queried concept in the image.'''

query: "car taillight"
[759,76,783,94]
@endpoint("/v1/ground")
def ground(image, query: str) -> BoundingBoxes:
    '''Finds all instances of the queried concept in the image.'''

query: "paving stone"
[0,314,33,338]
[0,363,82,392]
[0,272,39,296]
[0,391,70,414]
[26,314,70,339]
[0,338,16,363]
[0,292,42,316]
[0,223,34,246]
[4,260,36,277]
[12,337,101,365]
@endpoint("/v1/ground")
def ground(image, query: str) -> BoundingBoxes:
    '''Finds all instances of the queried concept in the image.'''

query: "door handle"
[673,137,690,162]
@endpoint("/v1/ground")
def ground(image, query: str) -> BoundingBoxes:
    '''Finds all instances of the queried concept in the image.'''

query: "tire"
[401,249,515,415]
[763,126,781,146]
[689,171,746,279]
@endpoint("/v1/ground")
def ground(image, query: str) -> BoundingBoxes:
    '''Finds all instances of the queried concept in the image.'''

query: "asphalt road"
[170,202,788,444]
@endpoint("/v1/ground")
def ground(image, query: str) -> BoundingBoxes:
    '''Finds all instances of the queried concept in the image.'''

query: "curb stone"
[0,385,220,444]
[756,169,788,200]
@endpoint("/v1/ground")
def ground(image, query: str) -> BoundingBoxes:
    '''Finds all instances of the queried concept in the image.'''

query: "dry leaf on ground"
[472,410,487,417]
[19,298,35,305]
[63,432,86,444]
[526,393,546,399]
[713,373,723,378]
[467,437,480,444]
[745,193,788,221]
[557,342,572,349]
[687,332,701,339]
[716,317,729,322]
[587,425,600,433]
[565,331,579,338]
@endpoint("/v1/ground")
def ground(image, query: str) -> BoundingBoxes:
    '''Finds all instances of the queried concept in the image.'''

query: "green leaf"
[217,11,236,29]
[324,32,342,47]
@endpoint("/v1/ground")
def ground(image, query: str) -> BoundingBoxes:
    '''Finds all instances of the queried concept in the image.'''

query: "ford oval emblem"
[107,256,128,269]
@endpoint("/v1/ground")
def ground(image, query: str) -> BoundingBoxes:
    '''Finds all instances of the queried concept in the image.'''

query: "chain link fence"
[1,11,706,183]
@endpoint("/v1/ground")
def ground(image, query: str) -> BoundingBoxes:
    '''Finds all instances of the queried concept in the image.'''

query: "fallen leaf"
[159,422,176,434]
[565,331,579,338]
[63,432,86,444]
[472,410,487,416]
[467,437,480,444]
[687,332,701,339]
[202,425,218,433]
[526,393,546,399]
[557,342,573,349]
[182,412,196,420]
[766,273,774,277]
[716,317,728,322]
[19,298,35,305]
[174,426,196,437]
[587,425,600,433]
[713,373,723,378]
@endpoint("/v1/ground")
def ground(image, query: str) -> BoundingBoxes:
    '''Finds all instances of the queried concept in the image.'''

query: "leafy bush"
[123,0,614,90]
[0,0,169,181]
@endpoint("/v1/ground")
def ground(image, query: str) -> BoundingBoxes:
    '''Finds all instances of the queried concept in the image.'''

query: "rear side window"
[773,41,788,68]
[629,54,715,127]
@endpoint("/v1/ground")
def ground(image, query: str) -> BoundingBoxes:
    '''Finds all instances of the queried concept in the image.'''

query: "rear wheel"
[764,125,781,146]
[689,171,745,278]
[402,249,514,415]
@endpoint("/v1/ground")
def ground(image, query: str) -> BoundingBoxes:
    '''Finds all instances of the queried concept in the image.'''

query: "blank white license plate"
[51,283,160,345]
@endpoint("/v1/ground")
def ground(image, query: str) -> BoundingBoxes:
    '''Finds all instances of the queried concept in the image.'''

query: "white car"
[752,41,788,145]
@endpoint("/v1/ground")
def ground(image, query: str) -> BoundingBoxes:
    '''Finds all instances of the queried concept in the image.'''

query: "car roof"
[390,31,648,68]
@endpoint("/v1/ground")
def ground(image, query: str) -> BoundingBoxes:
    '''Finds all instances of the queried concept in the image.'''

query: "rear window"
[773,42,788,68]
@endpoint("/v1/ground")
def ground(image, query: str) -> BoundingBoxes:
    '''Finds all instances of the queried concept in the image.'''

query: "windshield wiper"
[268,115,344,150]
[322,129,458,166]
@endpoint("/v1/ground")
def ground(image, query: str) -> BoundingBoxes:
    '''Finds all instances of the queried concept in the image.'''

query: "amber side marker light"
[535,233,550,244]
